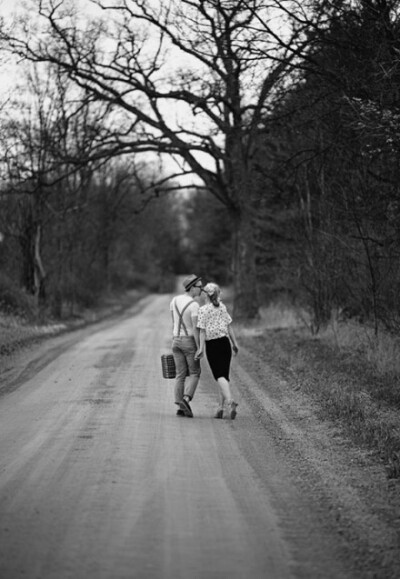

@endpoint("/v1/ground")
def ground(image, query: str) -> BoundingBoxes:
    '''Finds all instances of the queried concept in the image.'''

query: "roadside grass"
[240,302,400,479]
[0,314,67,355]
[321,321,400,478]
[0,289,145,370]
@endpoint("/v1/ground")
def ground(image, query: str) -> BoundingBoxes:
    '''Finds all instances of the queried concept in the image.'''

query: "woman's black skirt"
[205,336,232,381]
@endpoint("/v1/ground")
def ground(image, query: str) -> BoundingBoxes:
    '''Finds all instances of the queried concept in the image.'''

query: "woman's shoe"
[214,408,224,419]
[229,401,238,420]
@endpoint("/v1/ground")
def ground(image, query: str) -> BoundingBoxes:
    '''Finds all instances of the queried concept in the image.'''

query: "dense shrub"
[0,273,36,318]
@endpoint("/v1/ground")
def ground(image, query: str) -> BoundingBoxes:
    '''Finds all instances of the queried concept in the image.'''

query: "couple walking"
[170,274,239,419]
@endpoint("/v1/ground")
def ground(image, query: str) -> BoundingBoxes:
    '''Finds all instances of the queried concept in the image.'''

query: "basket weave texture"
[161,354,176,379]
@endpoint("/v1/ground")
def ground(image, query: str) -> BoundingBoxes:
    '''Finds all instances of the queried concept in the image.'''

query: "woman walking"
[195,283,239,419]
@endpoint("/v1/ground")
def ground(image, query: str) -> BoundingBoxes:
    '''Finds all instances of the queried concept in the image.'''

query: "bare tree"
[0,0,312,318]
[0,60,113,313]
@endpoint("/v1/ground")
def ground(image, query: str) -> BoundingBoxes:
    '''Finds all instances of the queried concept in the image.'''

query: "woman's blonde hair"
[203,282,221,307]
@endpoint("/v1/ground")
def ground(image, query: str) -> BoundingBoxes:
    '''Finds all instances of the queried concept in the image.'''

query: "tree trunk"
[20,228,35,295]
[231,207,260,320]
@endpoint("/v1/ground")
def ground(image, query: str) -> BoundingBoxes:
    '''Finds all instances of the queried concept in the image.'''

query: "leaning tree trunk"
[19,221,46,314]
[33,224,46,309]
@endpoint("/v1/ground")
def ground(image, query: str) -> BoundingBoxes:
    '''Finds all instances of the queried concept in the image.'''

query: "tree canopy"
[2,0,400,332]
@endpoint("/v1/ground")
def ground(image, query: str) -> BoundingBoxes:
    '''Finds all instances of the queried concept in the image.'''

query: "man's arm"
[170,298,175,335]
[195,328,206,360]
[192,316,200,348]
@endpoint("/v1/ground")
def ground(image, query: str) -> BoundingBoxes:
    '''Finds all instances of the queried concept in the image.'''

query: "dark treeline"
[0,0,399,333]
[256,0,400,334]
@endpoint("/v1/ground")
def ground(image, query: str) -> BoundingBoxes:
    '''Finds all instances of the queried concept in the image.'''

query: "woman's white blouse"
[197,302,232,340]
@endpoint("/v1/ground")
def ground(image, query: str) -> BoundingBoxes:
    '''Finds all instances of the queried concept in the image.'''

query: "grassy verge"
[0,289,145,359]
[239,303,400,479]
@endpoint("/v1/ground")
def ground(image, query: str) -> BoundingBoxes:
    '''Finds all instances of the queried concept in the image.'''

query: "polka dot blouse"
[197,302,232,340]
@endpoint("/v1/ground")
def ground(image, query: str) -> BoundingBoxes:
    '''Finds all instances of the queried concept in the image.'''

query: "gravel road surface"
[0,294,389,578]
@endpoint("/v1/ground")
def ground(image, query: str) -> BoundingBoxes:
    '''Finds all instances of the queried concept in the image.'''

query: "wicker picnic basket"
[161,354,176,379]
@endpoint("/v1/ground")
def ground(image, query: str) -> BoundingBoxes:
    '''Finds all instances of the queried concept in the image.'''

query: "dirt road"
[0,294,392,578]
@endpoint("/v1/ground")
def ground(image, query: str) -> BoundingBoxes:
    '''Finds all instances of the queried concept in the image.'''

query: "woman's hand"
[195,348,204,360]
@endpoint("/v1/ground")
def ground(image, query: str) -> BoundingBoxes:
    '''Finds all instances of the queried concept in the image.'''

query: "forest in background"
[0,0,399,335]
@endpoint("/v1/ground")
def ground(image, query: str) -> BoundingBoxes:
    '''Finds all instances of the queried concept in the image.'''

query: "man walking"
[170,274,202,417]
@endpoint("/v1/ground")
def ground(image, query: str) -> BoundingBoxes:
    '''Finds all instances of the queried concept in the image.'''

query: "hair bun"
[203,282,221,306]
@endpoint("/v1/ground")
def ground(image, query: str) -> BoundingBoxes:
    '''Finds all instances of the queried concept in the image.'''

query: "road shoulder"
[234,335,400,579]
